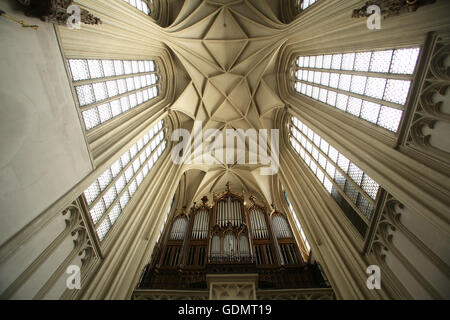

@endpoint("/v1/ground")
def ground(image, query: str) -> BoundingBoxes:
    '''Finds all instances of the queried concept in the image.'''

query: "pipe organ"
[272,214,293,239]
[191,208,209,239]
[169,216,188,240]
[138,183,328,291]
[217,197,243,227]
[249,208,269,239]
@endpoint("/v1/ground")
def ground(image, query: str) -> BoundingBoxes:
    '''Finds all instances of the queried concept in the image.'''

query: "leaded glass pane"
[390,48,420,74]
[360,101,380,124]
[369,50,393,73]
[82,108,100,130]
[98,103,112,123]
[102,60,115,77]
[384,79,411,104]
[378,106,403,132]
[108,204,121,225]
[361,174,379,200]
[87,59,104,78]
[76,85,95,106]
[354,52,371,72]
[69,59,90,81]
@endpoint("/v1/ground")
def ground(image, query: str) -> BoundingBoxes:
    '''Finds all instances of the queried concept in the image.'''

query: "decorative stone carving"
[17,0,102,26]
[132,290,209,300]
[352,0,436,19]
[256,288,335,300]
[370,195,401,262]
[210,283,255,300]
[63,199,100,268]
[402,35,450,170]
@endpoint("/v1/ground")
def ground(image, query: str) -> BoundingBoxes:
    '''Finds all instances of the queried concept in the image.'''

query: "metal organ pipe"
[192,210,209,239]
[170,217,187,240]
[233,201,237,226]
[257,210,262,238]
[273,215,291,238]
[239,235,249,257]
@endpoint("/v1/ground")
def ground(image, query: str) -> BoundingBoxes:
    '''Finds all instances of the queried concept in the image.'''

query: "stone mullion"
[294,66,413,81]
[0,202,82,300]
[79,84,159,112]
[374,220,443,299]
[378,194,450,284]
[292,78,405,111]
[32,203,95,300]
[73,70,158,87]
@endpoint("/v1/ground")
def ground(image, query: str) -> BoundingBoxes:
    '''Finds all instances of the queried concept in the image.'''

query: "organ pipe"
[192,209,209,239]
[273,215,292,239]
[170,217,187,240]
[250,208,268,239]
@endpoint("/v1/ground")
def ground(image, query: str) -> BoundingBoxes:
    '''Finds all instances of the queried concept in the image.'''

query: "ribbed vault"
[161,0,290,203]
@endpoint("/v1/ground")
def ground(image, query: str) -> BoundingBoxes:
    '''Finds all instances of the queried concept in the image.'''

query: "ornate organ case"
[139,184,326,290]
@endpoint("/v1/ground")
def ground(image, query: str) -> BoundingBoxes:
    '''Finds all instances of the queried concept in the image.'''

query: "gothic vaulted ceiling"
[161,0,292,204]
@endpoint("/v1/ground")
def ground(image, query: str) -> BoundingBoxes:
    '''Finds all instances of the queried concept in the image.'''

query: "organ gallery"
[135,183,330,299]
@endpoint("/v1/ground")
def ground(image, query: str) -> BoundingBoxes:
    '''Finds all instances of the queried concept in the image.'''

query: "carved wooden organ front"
[139,184,327,290]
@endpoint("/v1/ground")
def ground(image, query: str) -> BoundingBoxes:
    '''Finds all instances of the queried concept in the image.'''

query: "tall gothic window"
[67,58,159,131]
[123,0,150,15]
[289,116,381,237]
[293,47,420,132]
[83,120,167,241]
[285,192,311,252]
[156,196,175,242]
[298,0,318,11]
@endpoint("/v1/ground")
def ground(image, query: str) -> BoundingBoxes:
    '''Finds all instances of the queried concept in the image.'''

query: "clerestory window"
[83,120,167,241]
[289,116,381,237]
[67,58,159,131]
[293,47,420,132]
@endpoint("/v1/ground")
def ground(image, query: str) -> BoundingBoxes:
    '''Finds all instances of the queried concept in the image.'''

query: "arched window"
[299,0,318,11]
[83,120,167,241]
[293,47,420,132]
[272,215,293,239]
[239,234,250,259]
[123,0,150,15]
[192,209,209,239]
[289,116,380,237]
[249,208,268,239]
[67,58,159,131]
[169,216,188,240]
[285,192,311,252]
